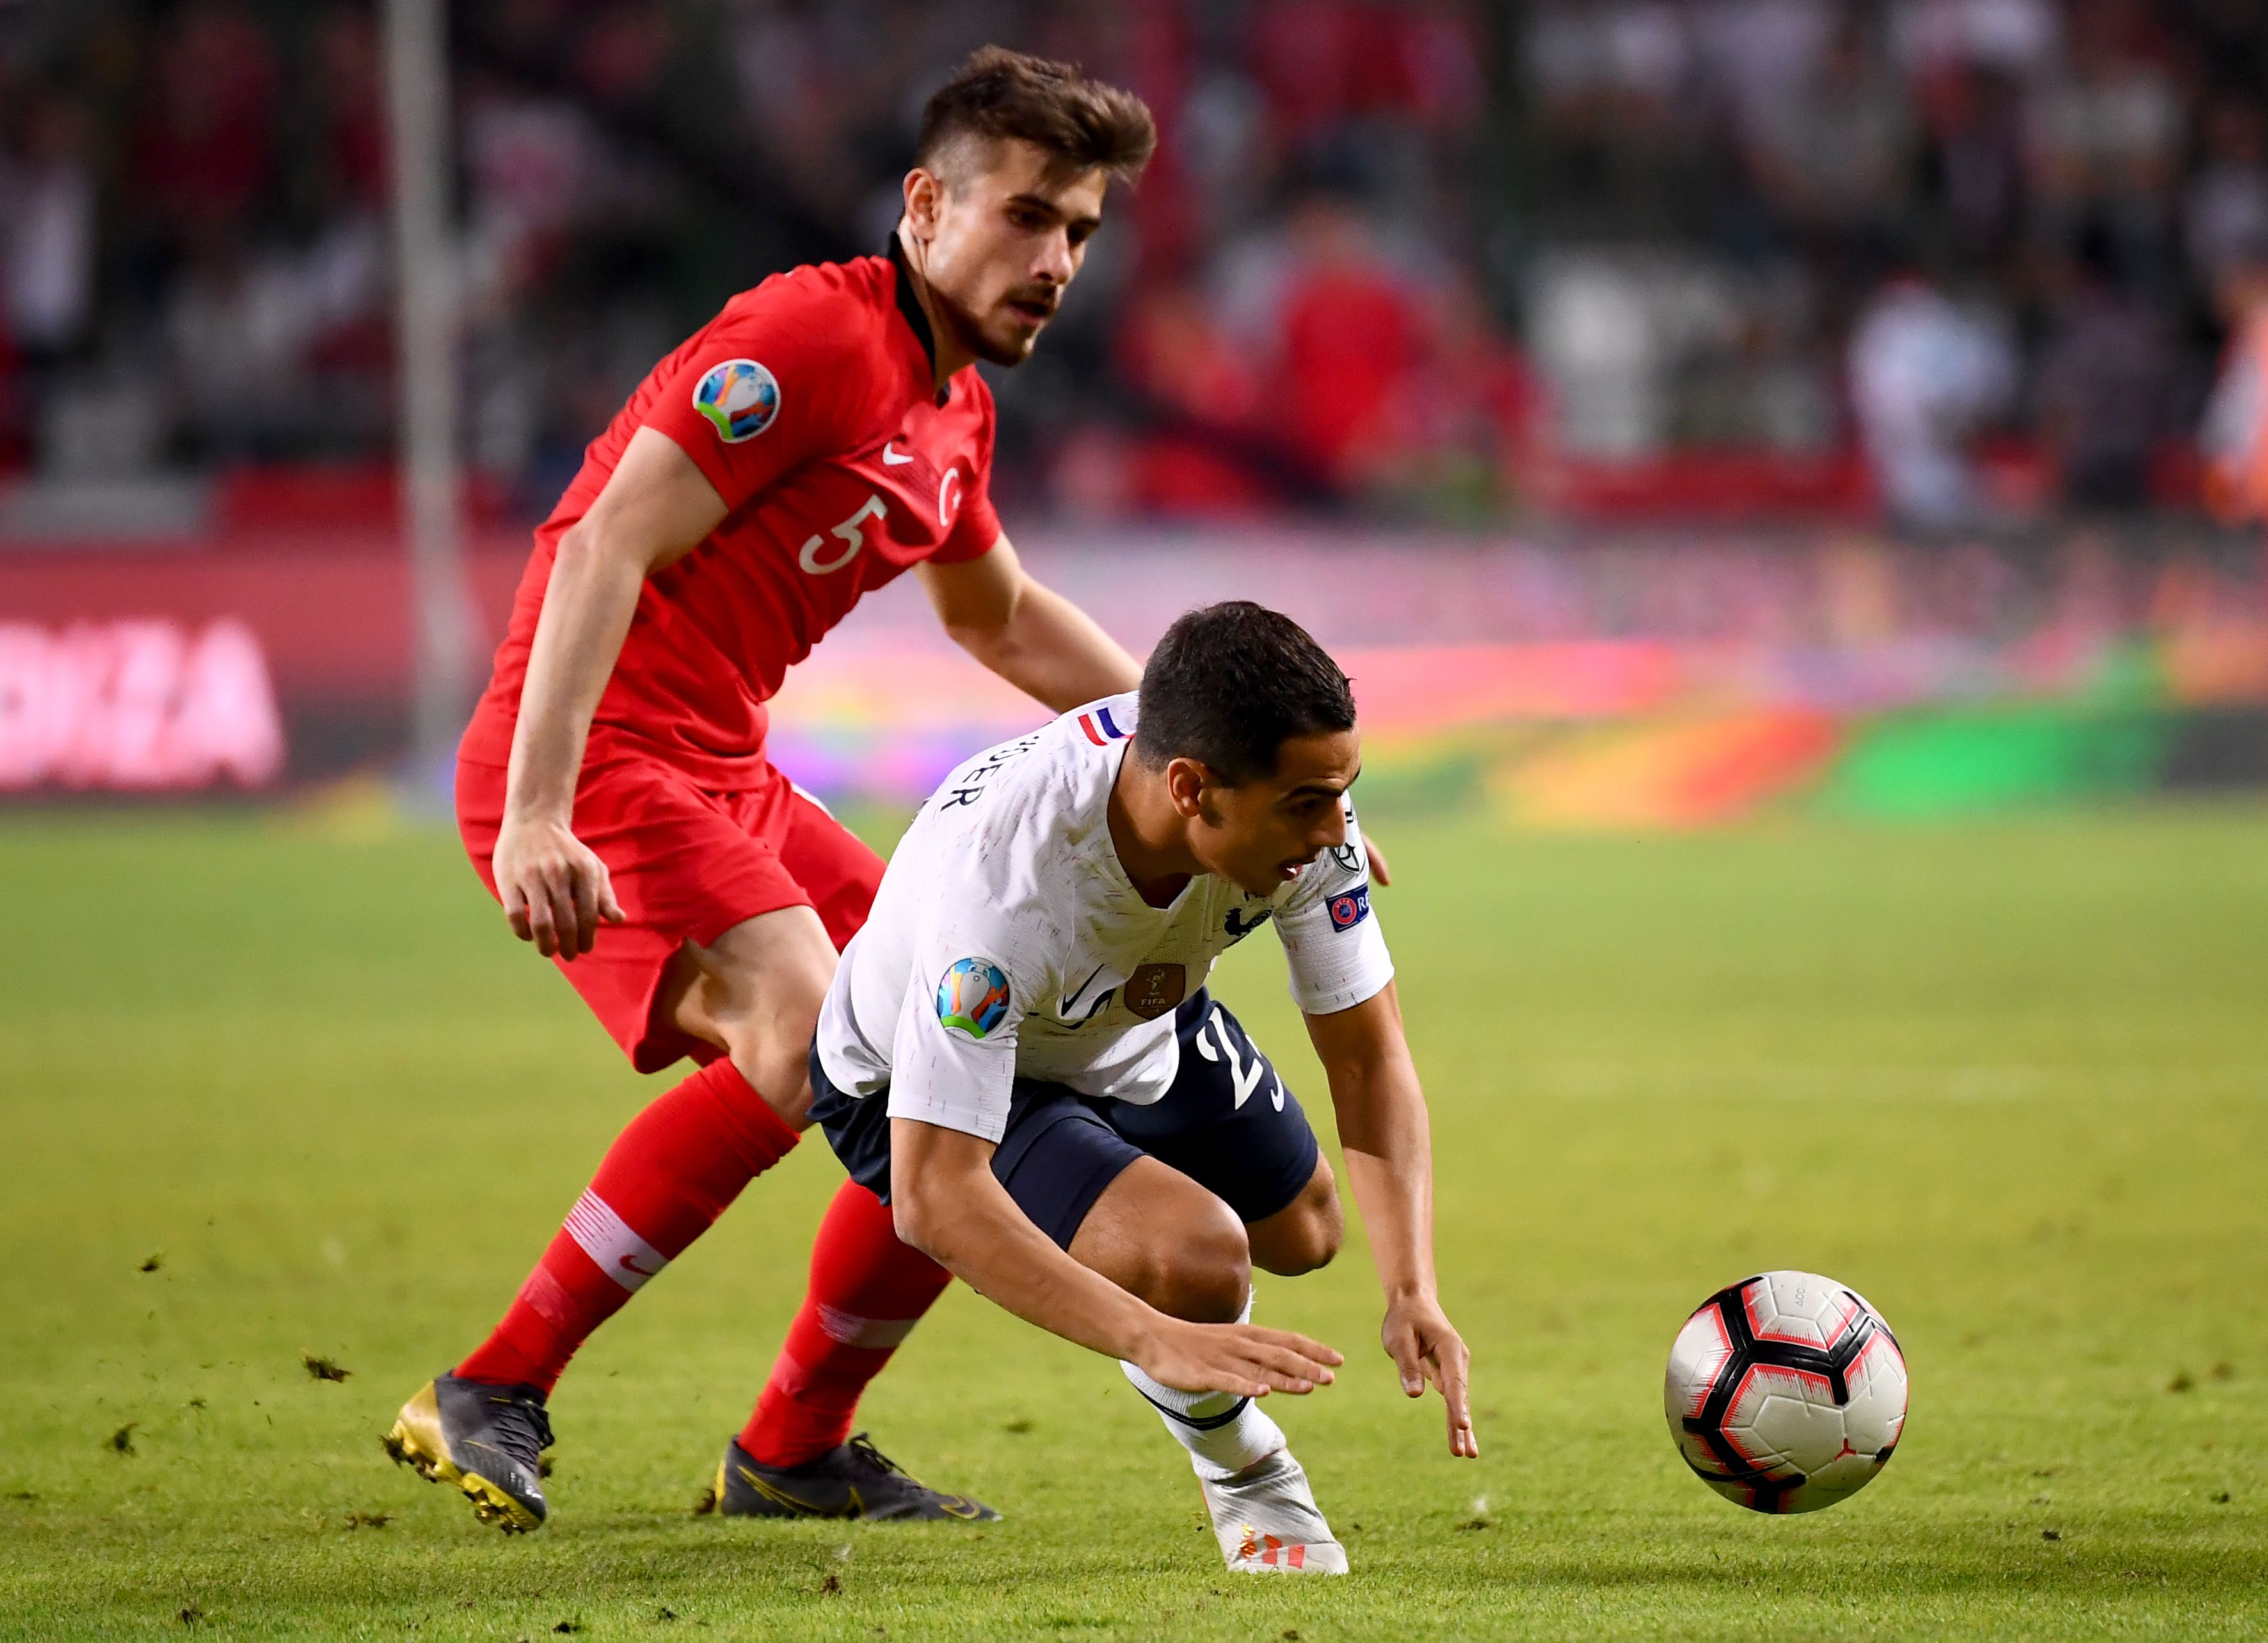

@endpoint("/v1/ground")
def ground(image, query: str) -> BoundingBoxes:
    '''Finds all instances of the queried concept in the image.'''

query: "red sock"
[739,1179,952,1466]
[456,1059,797,1394]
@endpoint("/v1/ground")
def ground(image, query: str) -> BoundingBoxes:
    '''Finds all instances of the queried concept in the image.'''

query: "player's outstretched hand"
[1136,1318,1344,1401]
[1364,835,1393,887]
[494,814,626,960]
[1383,1290,1477,1457]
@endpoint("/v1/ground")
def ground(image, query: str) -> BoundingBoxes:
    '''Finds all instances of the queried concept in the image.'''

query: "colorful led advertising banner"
[3,524,2264,825]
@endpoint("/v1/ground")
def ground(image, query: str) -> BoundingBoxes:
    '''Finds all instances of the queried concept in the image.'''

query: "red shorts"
[456,754,884,1074]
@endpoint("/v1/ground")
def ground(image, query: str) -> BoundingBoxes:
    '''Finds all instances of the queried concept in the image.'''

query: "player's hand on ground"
[1383,1290,1477,1457]
[1137,1318,1344,1400]
[493,814,625,960]
[1364,836,1393,887]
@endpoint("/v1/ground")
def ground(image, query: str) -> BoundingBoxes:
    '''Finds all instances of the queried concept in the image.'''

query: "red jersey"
[461,240,1002,784]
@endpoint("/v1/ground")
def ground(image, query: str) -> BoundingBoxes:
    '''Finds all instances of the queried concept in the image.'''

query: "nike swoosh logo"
[882,442,913,465]
[1058,963,1110,1017]
[619,1253,660,1277]
[736,1464,818,1515]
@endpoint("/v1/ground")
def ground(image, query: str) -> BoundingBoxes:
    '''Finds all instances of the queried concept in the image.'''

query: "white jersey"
[816,692,1394,1144]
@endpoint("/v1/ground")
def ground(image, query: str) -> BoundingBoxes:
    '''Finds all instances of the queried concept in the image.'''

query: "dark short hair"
[916,47,1156,187]
[1135,603,1357,785]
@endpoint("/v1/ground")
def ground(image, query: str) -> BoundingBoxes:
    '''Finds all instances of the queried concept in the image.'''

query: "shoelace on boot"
[843,1433,916,1482]
[481,1390,555,1476]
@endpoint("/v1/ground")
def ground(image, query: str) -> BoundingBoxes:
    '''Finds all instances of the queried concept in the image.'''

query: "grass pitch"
[2,802,2265,1640]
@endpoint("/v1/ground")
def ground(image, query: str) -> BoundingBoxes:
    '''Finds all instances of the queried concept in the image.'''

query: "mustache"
[1004,286,1060,315]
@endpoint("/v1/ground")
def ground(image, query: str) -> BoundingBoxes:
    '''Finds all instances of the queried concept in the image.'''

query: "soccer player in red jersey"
[383,50,1195,1530]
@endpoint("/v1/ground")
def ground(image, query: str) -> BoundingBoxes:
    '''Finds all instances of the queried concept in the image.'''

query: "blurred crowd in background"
[2,0,2267,532]
[1524,0,2268,530]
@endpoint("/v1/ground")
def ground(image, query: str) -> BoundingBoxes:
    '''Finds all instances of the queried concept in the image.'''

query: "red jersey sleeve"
[641,284,881,512]
[932,377,1002,564]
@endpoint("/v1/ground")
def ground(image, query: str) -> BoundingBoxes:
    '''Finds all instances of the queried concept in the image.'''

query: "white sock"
[1120,1292,1286,1482]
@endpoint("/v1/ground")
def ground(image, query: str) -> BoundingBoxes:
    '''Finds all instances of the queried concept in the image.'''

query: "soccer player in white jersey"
[787,600,1475,1573]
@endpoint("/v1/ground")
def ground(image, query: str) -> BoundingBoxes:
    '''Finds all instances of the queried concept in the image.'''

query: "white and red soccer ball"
[1665,1270,1908,1514]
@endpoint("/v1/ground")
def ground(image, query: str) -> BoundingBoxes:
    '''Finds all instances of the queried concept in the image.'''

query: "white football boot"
[1199,1449,1348,1574]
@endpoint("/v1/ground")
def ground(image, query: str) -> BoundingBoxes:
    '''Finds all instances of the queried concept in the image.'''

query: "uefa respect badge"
[935,958,1012,1040]
[691,358,781,443]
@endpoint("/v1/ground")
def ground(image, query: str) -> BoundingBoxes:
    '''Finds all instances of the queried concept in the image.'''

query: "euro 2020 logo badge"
[692,358,781,443]
[936,958,1012,1040]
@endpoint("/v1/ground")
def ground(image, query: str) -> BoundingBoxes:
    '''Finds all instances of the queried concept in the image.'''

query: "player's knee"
[1253,1202,1343,1278]
[728,957,828,1056]
[714,948,834,1121]
[1147,1196,1251,1324]
[1250,1163,1343,1278]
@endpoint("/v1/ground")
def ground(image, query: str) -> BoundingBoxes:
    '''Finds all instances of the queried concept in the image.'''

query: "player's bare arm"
[1305,980,1478,1459]
[495,429,728,959]
[917,537,1139,710]
[890,1115,1342,1399]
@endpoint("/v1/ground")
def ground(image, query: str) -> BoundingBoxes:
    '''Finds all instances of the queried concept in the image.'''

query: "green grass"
[3,802,2265,1640]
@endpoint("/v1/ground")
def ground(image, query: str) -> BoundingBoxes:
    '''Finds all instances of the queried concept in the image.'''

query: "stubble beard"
[935,283,1044,369]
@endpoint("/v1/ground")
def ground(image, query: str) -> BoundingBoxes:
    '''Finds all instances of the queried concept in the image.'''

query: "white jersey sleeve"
[1274,797,1395,1016]
[883,901,1050,1146]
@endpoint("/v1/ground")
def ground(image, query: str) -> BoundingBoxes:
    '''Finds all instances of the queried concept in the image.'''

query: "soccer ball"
[1663,1270,1908,1514]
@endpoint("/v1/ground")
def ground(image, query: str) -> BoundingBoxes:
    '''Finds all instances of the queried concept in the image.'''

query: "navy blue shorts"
[811,989,1321,1250]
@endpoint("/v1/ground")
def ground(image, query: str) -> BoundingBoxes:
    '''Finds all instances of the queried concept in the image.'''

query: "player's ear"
[1164,757,1210,820]
[902,167,942,241]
